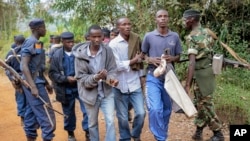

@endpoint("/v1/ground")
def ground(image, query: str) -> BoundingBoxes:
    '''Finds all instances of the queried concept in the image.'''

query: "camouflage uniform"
[186,25,222,131]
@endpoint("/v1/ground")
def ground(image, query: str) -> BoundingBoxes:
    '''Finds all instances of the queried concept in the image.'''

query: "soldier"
[5,35,26,126]
[21,18,55,141]
[183,9,224,141]
[49,32,89,141]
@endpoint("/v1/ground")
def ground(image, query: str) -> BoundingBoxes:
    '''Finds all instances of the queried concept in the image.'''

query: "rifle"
[178,57,250,70]
[0,59,68,119]
[0,59,30,88]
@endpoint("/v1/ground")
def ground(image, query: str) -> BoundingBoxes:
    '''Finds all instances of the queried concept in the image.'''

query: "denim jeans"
[145,74,172,141]
[83,93,116,141]
[113,88,145,141]
[62,92,88,132]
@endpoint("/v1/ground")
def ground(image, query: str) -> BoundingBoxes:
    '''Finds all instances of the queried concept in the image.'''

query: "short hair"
[102,28,110,38]
[115,17,128,27]
[88,25,102,34]
[111,28,119,35]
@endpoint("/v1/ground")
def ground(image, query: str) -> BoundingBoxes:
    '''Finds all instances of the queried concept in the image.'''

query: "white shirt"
[109,34,142,93]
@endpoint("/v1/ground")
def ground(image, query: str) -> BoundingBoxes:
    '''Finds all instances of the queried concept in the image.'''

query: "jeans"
[113,88,145,141]
[83,93,116,141]
[145,74,172,141]
[15,90,26,117]
[62,92,88,132]
[22,83,56,140]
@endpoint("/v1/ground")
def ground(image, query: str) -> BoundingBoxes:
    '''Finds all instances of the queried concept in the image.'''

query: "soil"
[0,73,229,141]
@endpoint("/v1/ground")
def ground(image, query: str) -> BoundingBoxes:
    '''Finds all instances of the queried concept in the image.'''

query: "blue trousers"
[22,84,56,140]
[62,92,88,132]
[15,90,26,117]
[113,88,145,141]
[145,74,172,141]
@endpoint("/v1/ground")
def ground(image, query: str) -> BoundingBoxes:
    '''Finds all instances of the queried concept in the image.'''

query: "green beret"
[183,9,200,18]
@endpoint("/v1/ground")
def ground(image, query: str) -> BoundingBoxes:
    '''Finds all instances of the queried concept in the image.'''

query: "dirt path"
[0,73,229,141]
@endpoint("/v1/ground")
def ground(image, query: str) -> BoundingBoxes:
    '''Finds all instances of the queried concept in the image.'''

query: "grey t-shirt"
[141,29,182,80]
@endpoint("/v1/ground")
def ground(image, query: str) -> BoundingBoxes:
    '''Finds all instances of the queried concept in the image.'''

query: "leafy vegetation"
[1,0,250,124]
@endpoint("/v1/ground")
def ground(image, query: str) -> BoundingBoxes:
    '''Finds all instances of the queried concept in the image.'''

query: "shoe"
[207,130,224,141]
[68,135,76,141]
[133,137,141,141]
[192,126,204,141]
[26,136,36,141]
[85,130,90,141]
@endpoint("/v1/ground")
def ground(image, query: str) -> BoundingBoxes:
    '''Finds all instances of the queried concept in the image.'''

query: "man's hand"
[162,55,174,63]
[67,76,77,84]
[109,79,119,87]
[45,84,53,94]
[95,69,107,81]
[30,86,39,97]
[148,57,161,67]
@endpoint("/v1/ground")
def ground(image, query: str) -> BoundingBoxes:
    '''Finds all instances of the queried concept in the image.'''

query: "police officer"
[21,18,56,141]
[5,35,26,126]
[48,32,89,141]
[183,9,224,141]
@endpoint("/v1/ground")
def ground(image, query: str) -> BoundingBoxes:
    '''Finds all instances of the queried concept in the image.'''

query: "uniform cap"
[183,9,201,18]
[61,32,74,40]
[29,18,45,28]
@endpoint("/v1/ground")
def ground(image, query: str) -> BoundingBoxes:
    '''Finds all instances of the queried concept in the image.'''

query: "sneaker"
[68,135,76,141]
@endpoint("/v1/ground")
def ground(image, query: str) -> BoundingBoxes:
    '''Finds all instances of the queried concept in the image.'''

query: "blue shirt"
[142,29,182,80]
[63,51,77,94]
[21,35,46,84]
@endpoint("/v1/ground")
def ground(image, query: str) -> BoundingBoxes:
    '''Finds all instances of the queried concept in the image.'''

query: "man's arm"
[185,54,196,95]
[21,56,38,97]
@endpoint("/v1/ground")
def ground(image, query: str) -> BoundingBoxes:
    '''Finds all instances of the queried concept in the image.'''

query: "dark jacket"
[48,47,72,104]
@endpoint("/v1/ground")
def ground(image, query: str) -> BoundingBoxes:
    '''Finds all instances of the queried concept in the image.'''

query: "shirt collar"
[116,34,126,42]
[87,45,103,57]
[152,29,173,37]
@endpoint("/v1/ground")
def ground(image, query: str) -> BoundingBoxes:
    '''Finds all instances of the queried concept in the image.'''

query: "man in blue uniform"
[21,18,56,141]
[49,32,89,141]
[5,35,26,126]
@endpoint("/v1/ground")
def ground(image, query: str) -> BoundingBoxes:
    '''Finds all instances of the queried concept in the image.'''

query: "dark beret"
[183,9,200,18]
[15,35,25,43]
[61,32,74,40]
[29,18,45,28]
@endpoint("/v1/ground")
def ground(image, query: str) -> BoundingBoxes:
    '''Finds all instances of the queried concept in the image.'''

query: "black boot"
[192,126,204,141]
[207,130,224,141]
[26,136,36,141]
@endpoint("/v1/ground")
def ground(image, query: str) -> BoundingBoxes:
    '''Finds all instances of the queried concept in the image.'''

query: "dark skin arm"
[142,53,180,67]
[21,56,38,97]
[162,54,180,63]
[184,54,196,95]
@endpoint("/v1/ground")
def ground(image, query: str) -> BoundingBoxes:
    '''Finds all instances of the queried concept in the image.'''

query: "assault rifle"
[178,57,250,70]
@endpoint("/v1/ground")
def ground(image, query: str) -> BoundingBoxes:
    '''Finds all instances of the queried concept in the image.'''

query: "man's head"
[49,35,54,43]
[15,35,25,46]
[29,18,46,37]
[110,28,119,40]
[155,9,169,28]
[53,35,61,44]
[182,9,201,30]
[116,17,131,36]
[60,32,74,52]
[88,25,103,47]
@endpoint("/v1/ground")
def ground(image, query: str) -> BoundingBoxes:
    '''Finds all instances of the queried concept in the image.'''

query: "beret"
[183,9,201,18]
[15,35,25,43]
[29,18,45,28]
[61,32,74,40]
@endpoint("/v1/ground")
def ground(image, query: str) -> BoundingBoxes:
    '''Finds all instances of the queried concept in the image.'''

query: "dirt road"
[0,73,229,141]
